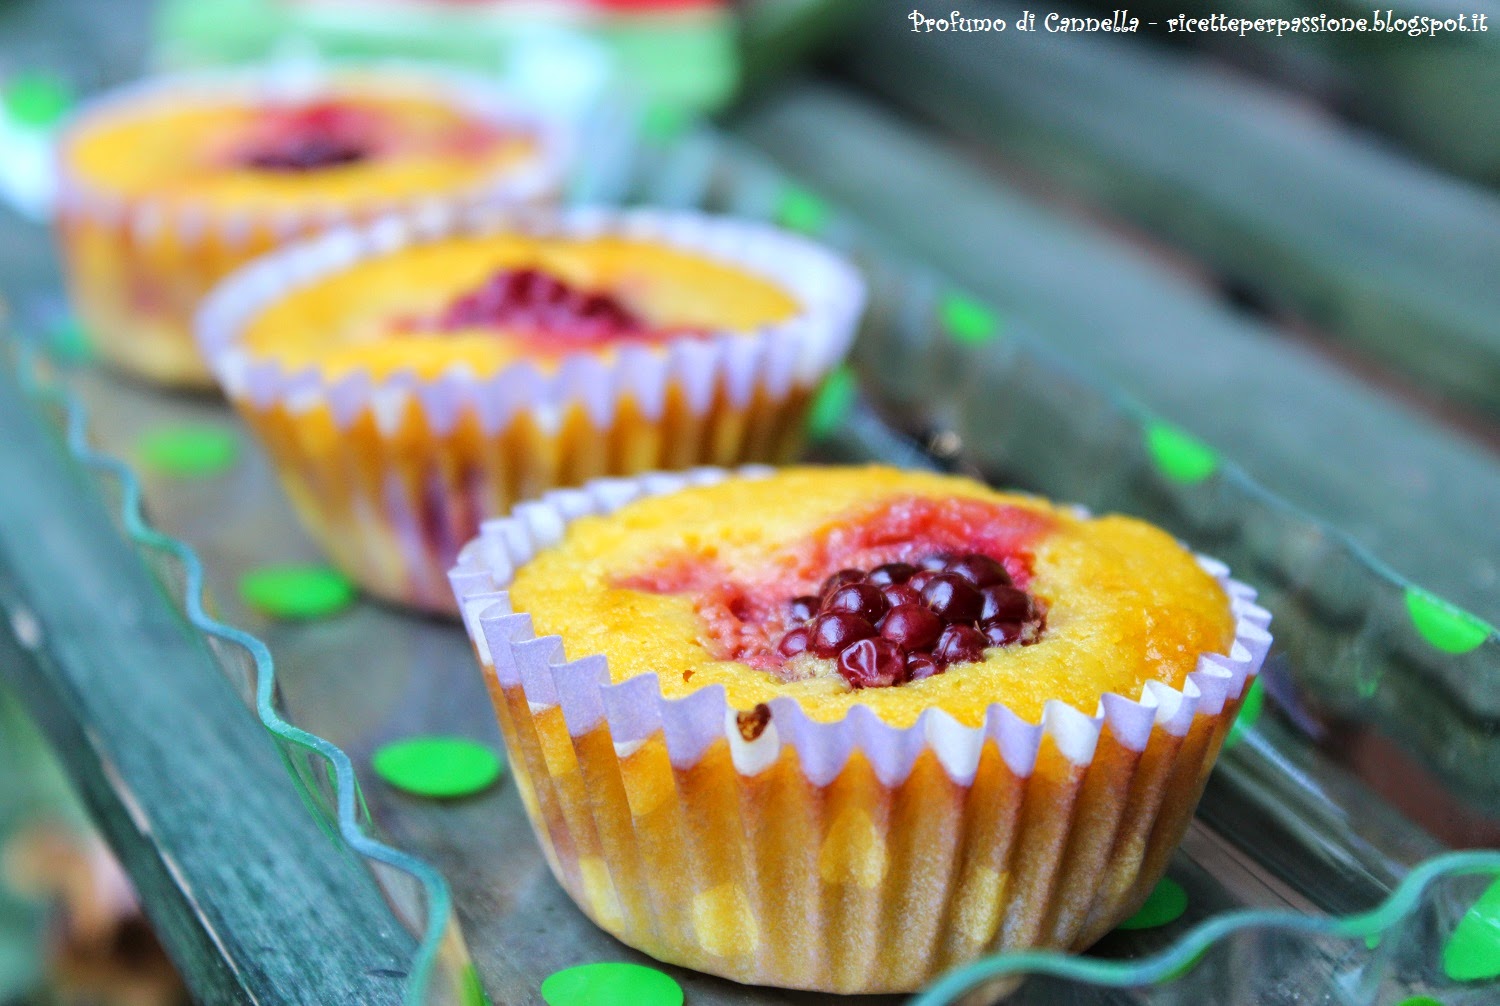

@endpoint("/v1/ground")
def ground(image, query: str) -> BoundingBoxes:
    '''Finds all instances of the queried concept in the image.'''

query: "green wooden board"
[840,0,1500,419]
[1070,0,1500,186]
[730,81,1500,631]
[0,369,417,1004]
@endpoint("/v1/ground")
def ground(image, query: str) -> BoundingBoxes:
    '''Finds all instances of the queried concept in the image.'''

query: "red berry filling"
[238,101,381,171]
[771,551,1046,688]
[617,495,1053,690]
[437,268,642,336]
[408,267,705,351]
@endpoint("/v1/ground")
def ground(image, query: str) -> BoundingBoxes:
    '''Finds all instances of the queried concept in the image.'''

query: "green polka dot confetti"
[50,317,94,363]
[1223,676,1265,750]
[239,564,355,620]
[1144,421,1219,485]
[1405,587,1492,655]
[372,737,503,799]
[806,365,856,439]
[1117,876,1188,931]
[137,424,239,479]
[4,72,72,127]
[463,964,491,1006]
[1443,875,1500,982]
[540,963,683,1006]
[940,293,1001,346]
[776,186,829,235]
[640,103,690,143]
[1395,997,1445,1006]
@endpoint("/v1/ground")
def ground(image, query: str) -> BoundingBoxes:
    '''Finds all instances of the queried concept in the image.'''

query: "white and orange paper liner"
[55,64,568,387]
[446,467,1272,994]
[198,211,865,612]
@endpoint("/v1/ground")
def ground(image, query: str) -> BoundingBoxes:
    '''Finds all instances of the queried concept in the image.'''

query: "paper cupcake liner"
[54,64,569,387]
[447,467,1273,994]
[197,209,865,611]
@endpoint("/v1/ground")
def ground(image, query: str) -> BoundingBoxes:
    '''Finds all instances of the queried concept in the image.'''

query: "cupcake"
[198,209,863,611]
[448,465,1271,994]
[55,65,563,386]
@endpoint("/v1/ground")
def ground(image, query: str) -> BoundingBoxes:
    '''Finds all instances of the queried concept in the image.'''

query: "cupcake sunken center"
[620,495,1050,690]
[238,101,380,171]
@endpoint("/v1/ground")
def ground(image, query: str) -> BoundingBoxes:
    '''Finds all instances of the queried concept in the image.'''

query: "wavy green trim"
[912,851,1500,1003]
[18,135,1499,997]
[16,345,451,1006]
[27,334,1500,1003]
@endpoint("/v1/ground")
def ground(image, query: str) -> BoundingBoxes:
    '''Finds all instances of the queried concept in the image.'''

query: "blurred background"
[1,0,1496,1003]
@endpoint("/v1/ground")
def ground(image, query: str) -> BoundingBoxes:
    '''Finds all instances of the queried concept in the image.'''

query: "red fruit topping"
[624,500,1052,687]
[982,620,1024,646]
[777,626,811,658]
[809,612,876,658]
[241,101,376,171]
[868,562,917,586]
[980,584,1032,623]
[880,583,922,609]
[934,624,988,664]
[821,582,889,623]
[906,653,943,681]
[945,553,1011,587]
[820,568,867,598]
[837,638,906,689]
[907,569,939,594]
[788,595,820,622]
[920,573,984,624]
[246,136,366,171]
[878,604,943,653]
[433,267,647,346]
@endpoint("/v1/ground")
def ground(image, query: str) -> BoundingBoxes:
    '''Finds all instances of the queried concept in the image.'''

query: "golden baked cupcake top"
[238,233,802,380]
[510,466,1235,728]
[62,76,537,211]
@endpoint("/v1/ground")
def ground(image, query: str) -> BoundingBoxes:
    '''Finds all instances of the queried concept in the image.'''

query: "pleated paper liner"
[197,209,865,612]
[447,467,1272,994]
[55,64,568,387]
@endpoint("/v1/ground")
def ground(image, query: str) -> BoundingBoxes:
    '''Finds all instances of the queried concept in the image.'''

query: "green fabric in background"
[154,0,740,115]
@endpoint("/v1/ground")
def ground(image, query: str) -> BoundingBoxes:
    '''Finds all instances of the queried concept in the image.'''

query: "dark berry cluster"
[241,103,372,172]
[436,268,645,341]
[245,136,366,171]
[775,553,1044,688]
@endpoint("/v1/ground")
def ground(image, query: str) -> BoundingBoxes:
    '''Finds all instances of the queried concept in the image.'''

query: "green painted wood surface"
[57,368,903,1006]
[0,366,417,1004]
[729,82,1500,630]
[839,0,1500,418]
[2,1,1497,997]
[0,684,74,1001]
[57,357,1452,1005]
[1072,0,1500,186]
